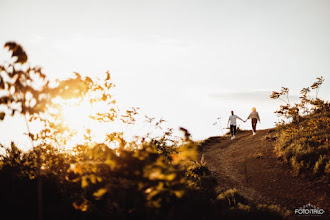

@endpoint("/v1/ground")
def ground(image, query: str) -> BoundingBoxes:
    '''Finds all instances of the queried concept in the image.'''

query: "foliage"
[271,77,330,179]
[0,142,80,219]
[67,134,204,218]
[0,42,91,120]
[0,140,289,220]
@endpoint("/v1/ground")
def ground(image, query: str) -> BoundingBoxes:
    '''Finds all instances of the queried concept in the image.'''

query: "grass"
[274,110,330,179]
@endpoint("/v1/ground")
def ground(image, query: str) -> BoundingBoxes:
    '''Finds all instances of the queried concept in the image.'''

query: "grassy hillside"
[271,77,330,180]
[275,110,330,178]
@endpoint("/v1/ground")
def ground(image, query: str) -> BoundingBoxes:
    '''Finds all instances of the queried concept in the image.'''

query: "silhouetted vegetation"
[271,78,330,180]
[0,42,290,219]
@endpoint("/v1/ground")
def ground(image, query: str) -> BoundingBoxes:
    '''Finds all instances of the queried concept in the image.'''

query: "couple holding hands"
[227,107,260,140]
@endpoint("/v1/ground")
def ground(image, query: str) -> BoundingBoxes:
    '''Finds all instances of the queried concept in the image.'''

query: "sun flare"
[58,97,110,145]
[61,100,92,132]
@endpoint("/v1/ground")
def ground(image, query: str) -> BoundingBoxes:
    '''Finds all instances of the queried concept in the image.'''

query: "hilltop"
[200,129,329,211]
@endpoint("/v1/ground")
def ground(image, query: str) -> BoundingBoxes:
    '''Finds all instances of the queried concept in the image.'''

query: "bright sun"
[58,97,110,145]
[61,99,92,132]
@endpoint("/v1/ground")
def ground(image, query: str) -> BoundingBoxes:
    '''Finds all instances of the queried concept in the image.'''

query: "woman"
[246,107,260,135]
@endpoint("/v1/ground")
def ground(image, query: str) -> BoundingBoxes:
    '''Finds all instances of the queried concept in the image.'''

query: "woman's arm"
[246,112,251,121]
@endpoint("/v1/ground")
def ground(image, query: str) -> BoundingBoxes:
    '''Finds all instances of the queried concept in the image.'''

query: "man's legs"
[230,125,236,139]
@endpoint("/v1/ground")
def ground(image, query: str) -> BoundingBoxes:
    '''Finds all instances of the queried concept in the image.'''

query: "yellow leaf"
[93,188,108,199]
[81,176,88,188]
[73,200,89,212]
[174,190,184,198]
[90,174,97,184]
[166,173,176,181]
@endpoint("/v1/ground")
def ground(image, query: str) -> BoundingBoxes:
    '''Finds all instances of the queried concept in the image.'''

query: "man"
[227,110,244,139]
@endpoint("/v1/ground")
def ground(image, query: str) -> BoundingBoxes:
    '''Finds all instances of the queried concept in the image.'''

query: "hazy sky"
[0,0,329,142]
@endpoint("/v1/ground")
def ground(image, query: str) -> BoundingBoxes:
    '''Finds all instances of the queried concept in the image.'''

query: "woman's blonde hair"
[252,107,256,111]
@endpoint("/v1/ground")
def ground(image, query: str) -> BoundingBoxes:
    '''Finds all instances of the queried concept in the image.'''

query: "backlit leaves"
[271,77,327,123]
[93,188,108,200]
[4,42,28,64]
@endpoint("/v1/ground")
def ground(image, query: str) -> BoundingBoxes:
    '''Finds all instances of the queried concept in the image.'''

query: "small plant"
[213,117,225,136]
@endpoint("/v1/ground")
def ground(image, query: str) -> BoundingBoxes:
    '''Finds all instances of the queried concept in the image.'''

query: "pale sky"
[0,0,330,142]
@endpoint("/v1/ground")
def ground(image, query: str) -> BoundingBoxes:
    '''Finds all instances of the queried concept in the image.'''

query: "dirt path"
[201,129,329,212]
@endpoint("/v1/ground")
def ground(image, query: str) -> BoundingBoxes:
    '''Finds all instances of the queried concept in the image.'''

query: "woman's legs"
[252,118,257,134]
